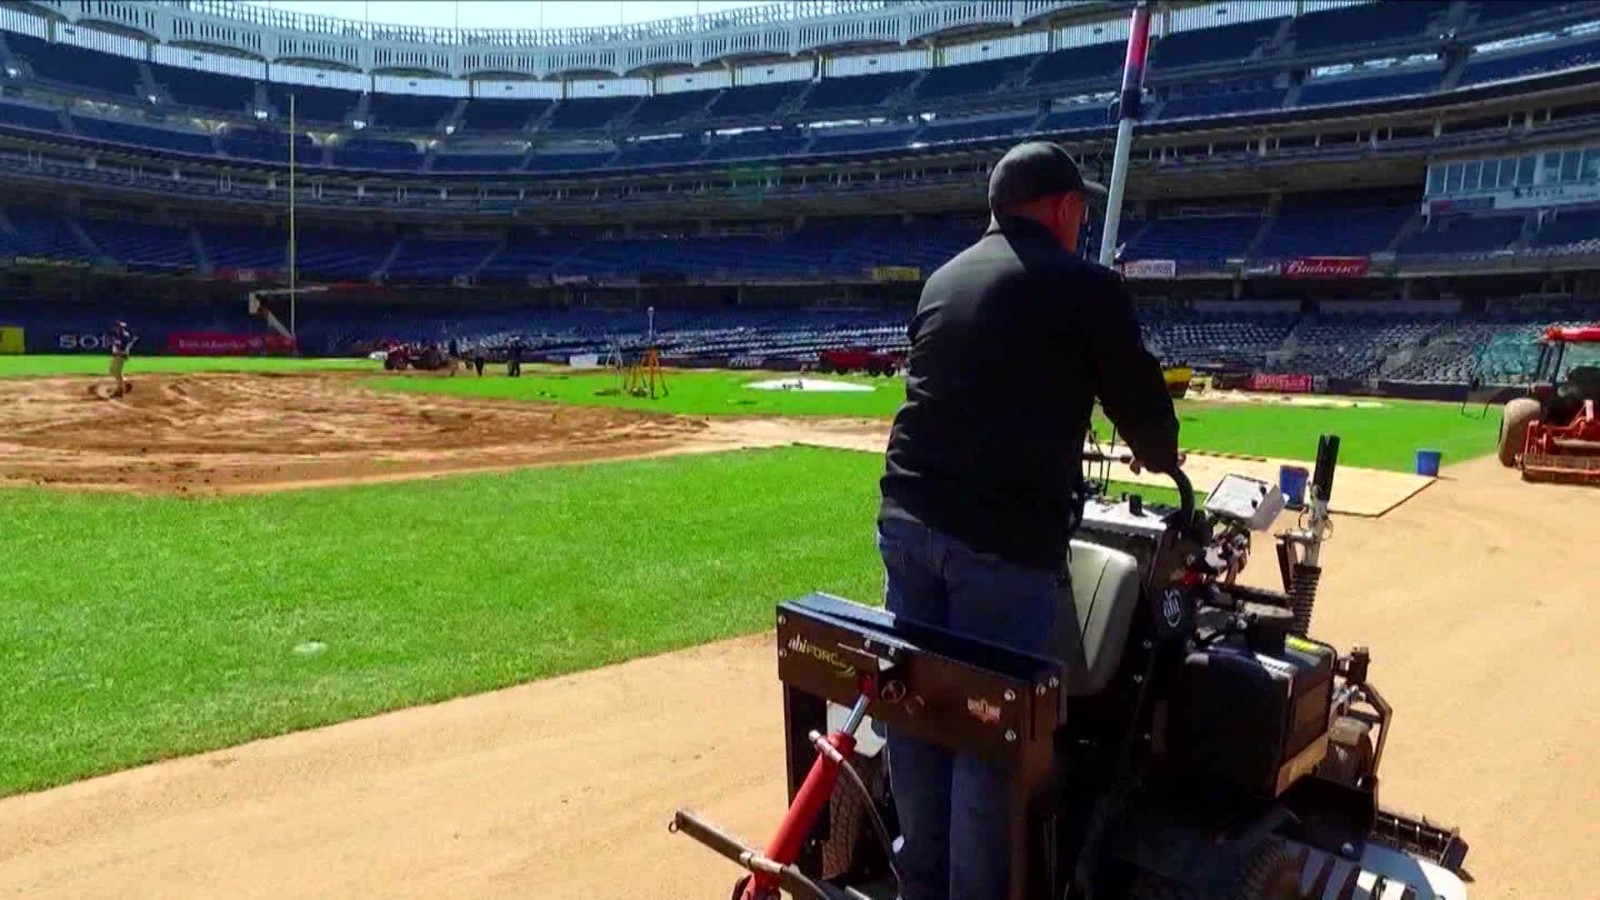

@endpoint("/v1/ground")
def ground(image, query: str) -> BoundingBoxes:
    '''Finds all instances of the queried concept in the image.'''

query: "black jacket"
[879,216,1180,570]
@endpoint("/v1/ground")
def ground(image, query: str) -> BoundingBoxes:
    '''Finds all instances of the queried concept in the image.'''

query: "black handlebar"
[1170,468,1195,519]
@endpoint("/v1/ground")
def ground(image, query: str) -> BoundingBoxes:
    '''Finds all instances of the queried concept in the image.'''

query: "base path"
[0,458,1593,899]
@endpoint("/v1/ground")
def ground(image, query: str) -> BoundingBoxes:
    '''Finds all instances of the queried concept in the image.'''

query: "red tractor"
[1500,325,1600,484]
[375,339,455,372]
[816,347,905,377]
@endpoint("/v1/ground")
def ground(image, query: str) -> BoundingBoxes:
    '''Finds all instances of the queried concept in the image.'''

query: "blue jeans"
[877,517,1065,900]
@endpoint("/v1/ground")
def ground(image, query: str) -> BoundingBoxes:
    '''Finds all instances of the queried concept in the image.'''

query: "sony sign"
[57,332,109,351]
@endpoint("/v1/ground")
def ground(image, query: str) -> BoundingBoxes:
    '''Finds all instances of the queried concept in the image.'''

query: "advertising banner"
[1248,372,1315,393]
[870,265,921,282]
[214,267,283,283]
[568,353,601,369]
[11,255,90,270]
[0,326,22,354]
[1242,262,1283,278]
[1282,256,1370,279]
[56,332,114,352]
[1119,259,1177,279]
[167,332,296,356]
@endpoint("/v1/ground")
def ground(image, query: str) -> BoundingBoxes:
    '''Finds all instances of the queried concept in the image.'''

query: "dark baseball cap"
[988,141,1107,211]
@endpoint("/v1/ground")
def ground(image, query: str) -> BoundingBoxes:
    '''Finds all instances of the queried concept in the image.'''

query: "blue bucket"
[1279,465,1310,509]
[1415,449,1443,477]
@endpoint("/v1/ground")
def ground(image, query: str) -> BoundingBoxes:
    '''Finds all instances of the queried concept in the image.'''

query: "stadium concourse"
[1,0,1599,898]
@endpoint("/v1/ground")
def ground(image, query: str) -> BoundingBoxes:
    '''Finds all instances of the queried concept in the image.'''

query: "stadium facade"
[0,0,1596,389]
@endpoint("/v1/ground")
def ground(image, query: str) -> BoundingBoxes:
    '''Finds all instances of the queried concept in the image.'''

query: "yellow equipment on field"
[1164,365,1194,399]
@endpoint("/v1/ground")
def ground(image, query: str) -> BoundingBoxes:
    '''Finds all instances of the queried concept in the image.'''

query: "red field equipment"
[1500,325,1600,484]
[816,347,904,377]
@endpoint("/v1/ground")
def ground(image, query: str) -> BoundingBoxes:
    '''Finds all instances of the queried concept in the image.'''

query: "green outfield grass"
[0,443,1175,797]
[370,369,1499,473]
[0,355,377,378]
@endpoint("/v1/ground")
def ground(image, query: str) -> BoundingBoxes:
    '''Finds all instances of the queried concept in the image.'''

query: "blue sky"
[246,1,774,31]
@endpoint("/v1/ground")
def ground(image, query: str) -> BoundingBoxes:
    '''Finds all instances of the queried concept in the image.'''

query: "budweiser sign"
[1282,256,1369,279]
[1249,373,1315,394]
[1119,259,1177,279]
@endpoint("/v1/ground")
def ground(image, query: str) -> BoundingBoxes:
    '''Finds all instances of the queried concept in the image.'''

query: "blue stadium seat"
[1255,203,1411,258]
[1396,214,1525,256]
[291,228,396,279]
[1160,87,1285,119]
[545,97,636,131]
[913,56,1033,101]
[199,225,285,270]
[331,137,421,171]
[150,63,258,114]
[612,138,704,167]
[368,93,457,131]
[1150,17,1284,69]
[808,126,915,154]
[264,83,358,124]
[221,129,317,164]
[524,152,612,173]
[703,129,809,161]
[1,207,93,261]
[478,233,593,280]
[386,237,498,280]
[9,33,143,97]
[705,81,807,119]
[1026,42,1125,86]
[433,152,524,173]
[1036,105,1111,131]
[461,98,546,132]
[1286,1,1446,54]
[70,115,215,155]
[915,114,1033,145]
[1467,1,1553,27]
[1124,216,1262,267]
[629,90,717,128]
[1530,208,1600,249]
[1298,68,1441,105]
[80,218,197,269]
[1459,37,1600,86]
[0,99,65,133]
[801,71,918,113]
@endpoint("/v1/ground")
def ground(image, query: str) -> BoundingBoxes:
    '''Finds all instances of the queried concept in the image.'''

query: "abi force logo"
[785,634,856,679]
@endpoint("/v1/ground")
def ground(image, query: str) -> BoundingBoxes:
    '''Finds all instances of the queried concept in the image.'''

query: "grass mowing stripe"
[0,447,884,796]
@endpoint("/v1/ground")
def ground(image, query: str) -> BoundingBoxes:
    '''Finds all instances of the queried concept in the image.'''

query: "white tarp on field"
[746,378,874,393]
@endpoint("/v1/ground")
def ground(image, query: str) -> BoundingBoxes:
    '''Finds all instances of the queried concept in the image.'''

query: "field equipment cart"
[673,436,1469,899]
[1499,325,1600,483]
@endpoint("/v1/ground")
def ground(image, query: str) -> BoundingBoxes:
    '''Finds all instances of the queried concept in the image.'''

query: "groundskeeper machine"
[671,435,1470,899]
[1499,325,1600,483]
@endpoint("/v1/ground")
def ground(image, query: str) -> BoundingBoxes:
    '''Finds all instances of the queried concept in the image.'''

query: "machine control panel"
[1204,474,1285,531]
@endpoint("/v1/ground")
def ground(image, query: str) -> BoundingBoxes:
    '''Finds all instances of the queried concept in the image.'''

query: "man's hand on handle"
[1129,451,1186,476]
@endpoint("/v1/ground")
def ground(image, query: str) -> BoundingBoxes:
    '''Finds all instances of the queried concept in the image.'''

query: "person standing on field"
[108,320,136,398]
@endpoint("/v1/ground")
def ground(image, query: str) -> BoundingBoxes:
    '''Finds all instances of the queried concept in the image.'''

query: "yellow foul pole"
[288,92,298,345]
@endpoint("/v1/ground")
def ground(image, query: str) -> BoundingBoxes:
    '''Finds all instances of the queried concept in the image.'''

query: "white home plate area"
[744,377,876,392]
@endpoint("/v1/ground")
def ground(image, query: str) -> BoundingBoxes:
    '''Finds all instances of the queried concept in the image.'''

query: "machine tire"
[1499,398,1541,467]
[1129,839,1303,900]
[820,753,885,880]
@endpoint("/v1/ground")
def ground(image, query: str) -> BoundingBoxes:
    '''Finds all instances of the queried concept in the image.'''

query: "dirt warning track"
[0,457,1593,899]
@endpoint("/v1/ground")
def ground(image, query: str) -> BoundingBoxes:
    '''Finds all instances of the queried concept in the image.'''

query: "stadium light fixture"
[352,119,367,130]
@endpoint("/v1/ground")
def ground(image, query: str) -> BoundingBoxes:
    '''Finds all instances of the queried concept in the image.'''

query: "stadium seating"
[368,93,457,131]
[460,98,547,132]
[433,152,524,173]
[1036,105,1112,132]
[1142,310,1299,367]
[197,224,286,270]
[151,63,258,114]
[629,89,718,128]
[704,82,807,119]
[1285,1,1446,54]
[808,126,916,154]
[0,207,93,260]
[613,137,705,167]
[1254,199,1411,257]
[1396,214,1525,256]
[1159,84,1286,119]
[264,83,358,125]
[545,97,636,132]
[915,113,1034,145]
[801,71,918,113]
[1459,36,1600,86]
[477,233,594,281]
[8,33,143,97]
[330,137,422,171]
[523,152,611,173]
[79,218,197,269]
[912,55,1032,101]
[702,129,809,161]
[0,99,65,133]
[1123,216,1263,267]
[386,237,498,280]
[1529,208,1600,253]
[70,115,215,155]
[1026,42,1125,86]
[218,128,317,164]
[1298,67,1442,105]
[1149,16,1284,70]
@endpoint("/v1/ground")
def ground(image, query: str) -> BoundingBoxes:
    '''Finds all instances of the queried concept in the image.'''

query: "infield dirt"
[0,455,1594,898]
